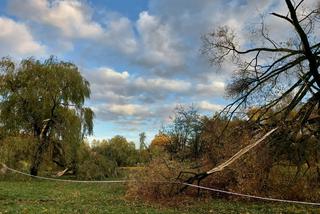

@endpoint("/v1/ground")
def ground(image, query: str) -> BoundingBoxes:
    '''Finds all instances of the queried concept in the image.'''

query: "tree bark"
[30,138,49,176]
[30,120,52,176]
[52,141,67,168]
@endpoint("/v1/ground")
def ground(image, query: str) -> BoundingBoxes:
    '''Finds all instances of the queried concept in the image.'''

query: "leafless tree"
[179,0,320,190]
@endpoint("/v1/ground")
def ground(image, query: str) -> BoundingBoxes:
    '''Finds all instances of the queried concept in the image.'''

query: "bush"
[92,136,140,167]
[77,154,117,180]
[76,143,118,180]
[0,136,35,171]
[126,156,191,202]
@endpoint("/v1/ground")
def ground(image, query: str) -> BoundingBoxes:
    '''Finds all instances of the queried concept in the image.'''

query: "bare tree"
[180,0,320,189]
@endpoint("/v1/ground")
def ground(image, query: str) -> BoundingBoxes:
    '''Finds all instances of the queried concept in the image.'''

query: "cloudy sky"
[0,0,317,144]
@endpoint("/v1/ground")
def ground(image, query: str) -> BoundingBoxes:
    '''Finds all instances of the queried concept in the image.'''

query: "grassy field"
[0,180,319,213]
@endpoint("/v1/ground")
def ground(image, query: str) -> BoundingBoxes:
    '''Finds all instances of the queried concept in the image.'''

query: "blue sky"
[0,0,316,145]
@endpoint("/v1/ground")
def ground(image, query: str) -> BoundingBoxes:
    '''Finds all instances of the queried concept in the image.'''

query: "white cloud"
[196,81,225,96]
[102,17,138,54]
[8,0,138,56]
[85,66,225,130]
[91,90,132,103]
[96,67,129,82]
[8,0,103,39]
[134,77,191,93]
[108,104,150,116]
[136,11,184,67]
[198,101,223,112]
[0,16,45,57]
[93,103,152,123]
[85,67,194,104]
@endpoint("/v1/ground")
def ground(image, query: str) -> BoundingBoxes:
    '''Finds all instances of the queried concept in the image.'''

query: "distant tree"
[163,105,204,160]
[150,133,171,150]
[94,136,138,167]
[139,132,147,151]
[0,57,94,175]
[149,133,171,158]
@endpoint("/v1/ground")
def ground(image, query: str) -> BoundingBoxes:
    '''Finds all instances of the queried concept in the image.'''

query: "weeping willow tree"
[0,56,94,176]
[181,0,320,187]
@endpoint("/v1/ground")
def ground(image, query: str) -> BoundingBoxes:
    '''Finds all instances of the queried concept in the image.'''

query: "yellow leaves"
[150,133,170,149]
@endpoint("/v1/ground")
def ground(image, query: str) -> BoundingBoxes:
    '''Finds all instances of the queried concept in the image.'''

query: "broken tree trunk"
[178,128,278,193]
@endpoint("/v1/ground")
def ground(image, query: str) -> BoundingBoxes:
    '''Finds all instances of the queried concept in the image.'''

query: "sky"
[0,0,318,145]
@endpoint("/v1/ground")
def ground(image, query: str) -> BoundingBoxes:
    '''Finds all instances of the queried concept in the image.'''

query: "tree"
[180,0,320,189]
[150,133,171,149]
[163,105,204,160]
[93,136,138,167]
[0,57,94,175]
[139,132,147,151]
[202,0,319,129]
[76,141,118,180]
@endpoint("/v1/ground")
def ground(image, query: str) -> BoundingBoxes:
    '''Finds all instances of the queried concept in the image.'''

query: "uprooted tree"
[0,57,94,176]
[180,0,320,187]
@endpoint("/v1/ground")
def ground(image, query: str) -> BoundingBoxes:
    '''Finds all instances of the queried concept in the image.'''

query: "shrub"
[77,154,117,180]
[0,136,35,171]
[126,156,191,202]
[76,143,118,180]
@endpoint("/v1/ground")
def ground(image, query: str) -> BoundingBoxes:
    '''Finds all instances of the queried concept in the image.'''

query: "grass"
[0,179,320,213]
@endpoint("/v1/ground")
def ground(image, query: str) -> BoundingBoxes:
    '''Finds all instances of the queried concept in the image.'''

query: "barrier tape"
[1,164,130,183]
[181,182,320,206]
[1,163,320,206]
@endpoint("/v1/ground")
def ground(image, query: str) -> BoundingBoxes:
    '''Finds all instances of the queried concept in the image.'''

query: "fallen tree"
[182,0,320,190]
[177,128,278,193]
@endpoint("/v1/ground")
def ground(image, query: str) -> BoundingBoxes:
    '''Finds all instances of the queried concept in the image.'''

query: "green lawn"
[0,180,319,213]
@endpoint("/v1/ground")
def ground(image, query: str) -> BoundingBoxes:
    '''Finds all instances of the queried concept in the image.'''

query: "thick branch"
[207,128,278,174]
[286,0,320,88]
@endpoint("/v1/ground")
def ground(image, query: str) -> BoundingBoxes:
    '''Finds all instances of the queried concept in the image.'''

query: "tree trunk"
[69,144,79,175]
[30,119,53,176]
[30,139,49,176]
[52,141,66,168]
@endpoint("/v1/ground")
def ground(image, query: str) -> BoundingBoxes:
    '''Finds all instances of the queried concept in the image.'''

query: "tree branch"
[271,12,293,24]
